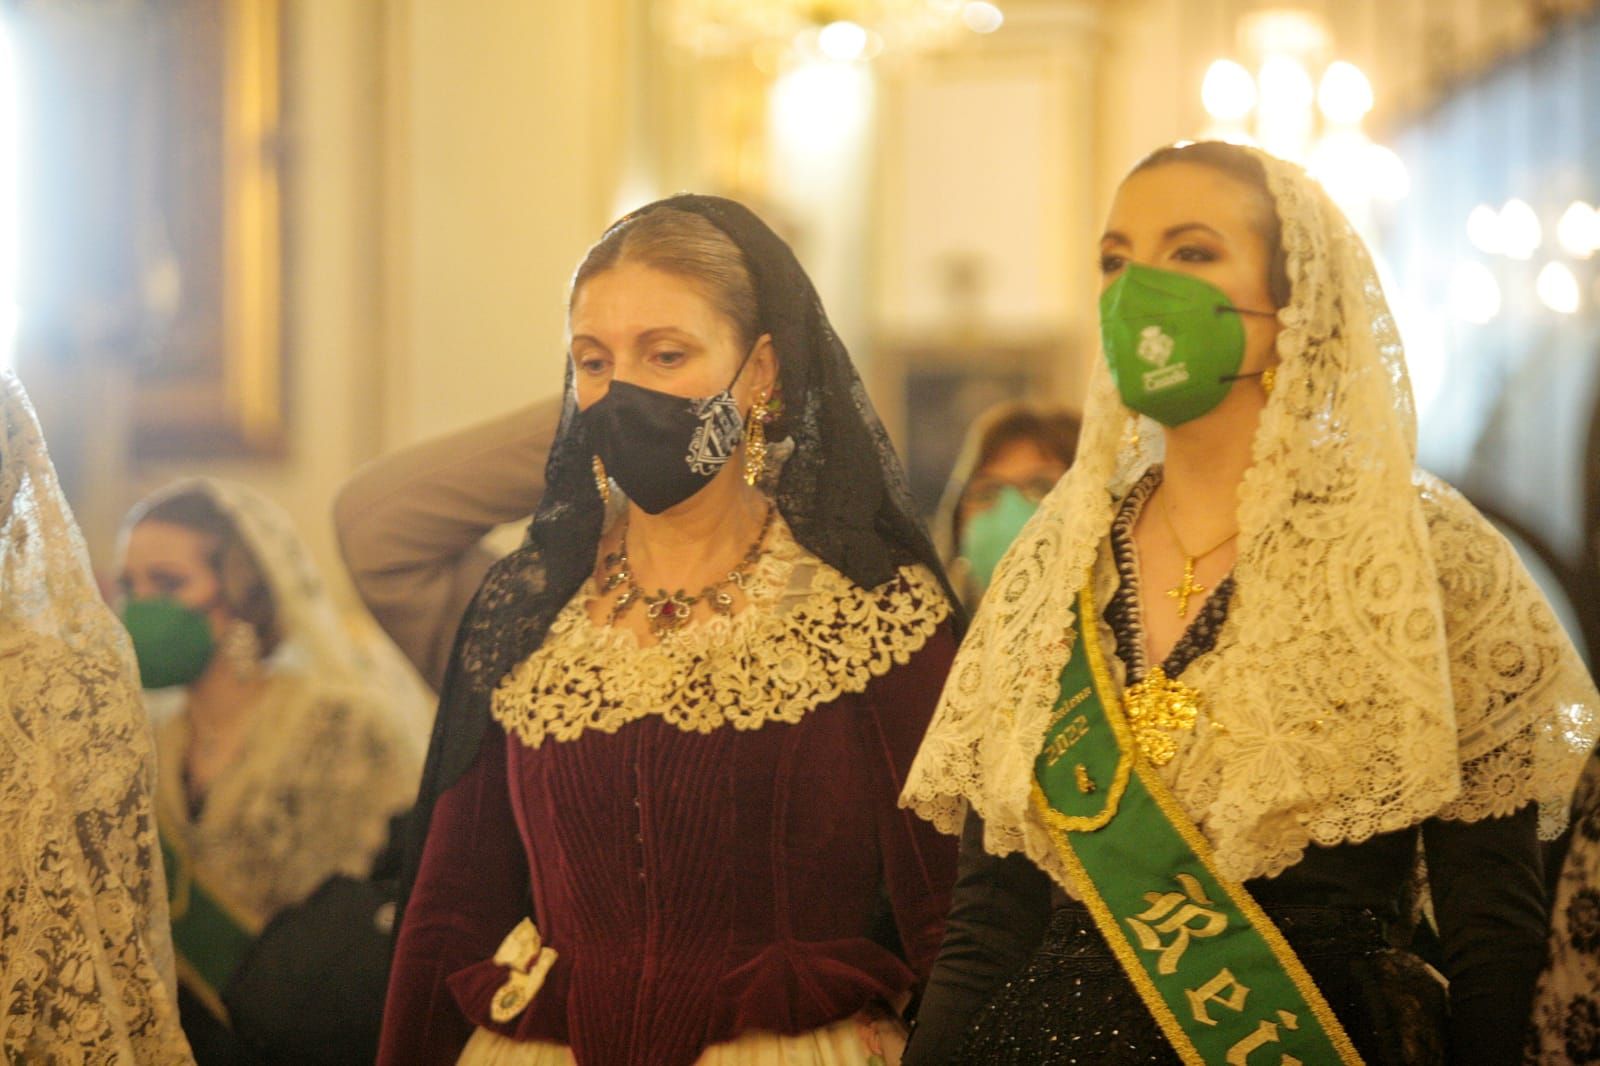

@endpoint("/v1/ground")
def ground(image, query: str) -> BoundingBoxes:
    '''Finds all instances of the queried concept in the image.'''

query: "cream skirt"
[457,1012,905,1065]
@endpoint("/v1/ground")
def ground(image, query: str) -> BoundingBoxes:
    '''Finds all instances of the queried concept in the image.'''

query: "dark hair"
[570,206,762,353]
[132,491,279,655]
[947,402,1081,550]
[1129,141,1292,308]
[969,405,1080,479]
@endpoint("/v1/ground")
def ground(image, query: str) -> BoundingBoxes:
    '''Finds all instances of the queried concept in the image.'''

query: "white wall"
[872,3,1103,410]
[45,0,628,608]
[383,0,625,447]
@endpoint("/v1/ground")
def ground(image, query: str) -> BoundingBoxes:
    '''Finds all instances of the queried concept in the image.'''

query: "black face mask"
[585,351,754,515]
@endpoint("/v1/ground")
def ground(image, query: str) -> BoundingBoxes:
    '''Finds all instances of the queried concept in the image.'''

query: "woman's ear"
[205,600,235,642]
[750,333,779,399]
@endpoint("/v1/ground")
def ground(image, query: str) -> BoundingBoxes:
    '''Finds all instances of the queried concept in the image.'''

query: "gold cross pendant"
[1166,557,1206,617]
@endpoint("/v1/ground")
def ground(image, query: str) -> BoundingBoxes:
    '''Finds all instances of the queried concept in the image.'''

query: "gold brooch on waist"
[490,918,559,1023]
[1121,665,1201,767]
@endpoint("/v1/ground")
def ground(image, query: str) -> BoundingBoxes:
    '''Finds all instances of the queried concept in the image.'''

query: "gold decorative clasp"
[489,918,559,1023]
[1121,665,1202,767]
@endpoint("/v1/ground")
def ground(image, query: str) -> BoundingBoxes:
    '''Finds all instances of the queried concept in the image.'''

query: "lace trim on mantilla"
[492,516,950,749]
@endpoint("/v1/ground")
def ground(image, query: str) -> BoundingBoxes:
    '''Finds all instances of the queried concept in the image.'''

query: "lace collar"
[492,514,949,749]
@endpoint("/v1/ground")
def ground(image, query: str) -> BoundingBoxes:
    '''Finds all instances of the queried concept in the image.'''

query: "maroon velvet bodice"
[379,626,958,1066]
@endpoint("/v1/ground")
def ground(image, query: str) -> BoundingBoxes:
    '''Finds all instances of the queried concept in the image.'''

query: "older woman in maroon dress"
[378,196,961,1066]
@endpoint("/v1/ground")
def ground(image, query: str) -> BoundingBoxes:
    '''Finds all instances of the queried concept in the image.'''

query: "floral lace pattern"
[2,631,192,1063]
[155,675,420,923]
[901,149,1599,894]
[1526,745,1600,1065]
[492,516,949,749]
[0,371,192,1062]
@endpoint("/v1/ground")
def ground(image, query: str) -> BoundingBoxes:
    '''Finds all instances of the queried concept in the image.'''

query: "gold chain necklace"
[603,503,776,639]
[1156,491,1238,617]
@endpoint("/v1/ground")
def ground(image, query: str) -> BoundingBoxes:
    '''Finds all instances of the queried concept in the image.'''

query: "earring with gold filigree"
[592,455,611,506]
[1261,365,1277,397]
[1122,414,1142,455]
[743,392,771,487]
[221,619,263,681]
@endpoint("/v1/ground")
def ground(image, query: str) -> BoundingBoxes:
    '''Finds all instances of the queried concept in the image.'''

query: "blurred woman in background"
[936,402,1078,607]
[118,477,423,1063]
[0,371,192,1063]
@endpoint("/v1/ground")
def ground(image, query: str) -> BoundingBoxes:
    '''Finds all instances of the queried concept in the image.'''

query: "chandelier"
[668,0,1005,62]
[1198,10,1408,216]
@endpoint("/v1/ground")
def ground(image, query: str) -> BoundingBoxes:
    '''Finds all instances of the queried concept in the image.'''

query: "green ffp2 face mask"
[121,598,217,689]
[1099,262,1274,427]
[959,485,1040,594]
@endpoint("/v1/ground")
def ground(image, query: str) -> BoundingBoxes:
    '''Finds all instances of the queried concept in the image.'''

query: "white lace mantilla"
[901,147,1600,895]
[155,673,420,924]
[2,628,193,1063]
[492,517,949,749]
[0,371,193,1062]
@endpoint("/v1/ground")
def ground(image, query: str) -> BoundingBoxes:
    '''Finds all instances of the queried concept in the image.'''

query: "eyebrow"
[570,326,701,350]
[1101,222,1227,246]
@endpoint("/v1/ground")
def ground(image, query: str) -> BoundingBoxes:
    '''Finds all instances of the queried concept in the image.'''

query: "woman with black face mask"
[378,198,963,1066]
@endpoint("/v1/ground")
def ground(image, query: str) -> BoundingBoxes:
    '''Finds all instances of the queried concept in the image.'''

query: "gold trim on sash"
[1031,593,1135,832]
[1027,578,1363,1065]
[1128,763,1360,1061]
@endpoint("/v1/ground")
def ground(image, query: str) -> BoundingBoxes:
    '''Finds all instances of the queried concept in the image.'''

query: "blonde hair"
[571,207,761,350]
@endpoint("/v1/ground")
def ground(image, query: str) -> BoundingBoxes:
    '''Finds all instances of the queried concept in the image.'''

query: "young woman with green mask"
[937,402,1079,606]
[901,142,1599,1065]
[117,479,425,1063]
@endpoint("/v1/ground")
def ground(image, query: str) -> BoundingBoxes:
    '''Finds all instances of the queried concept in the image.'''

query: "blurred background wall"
[3,0,1597,656]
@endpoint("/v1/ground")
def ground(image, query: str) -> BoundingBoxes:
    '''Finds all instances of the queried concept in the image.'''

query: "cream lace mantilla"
[492,516,949,749]
[155,674,420,923]
[901,147,1600,894]
[0,372,193,1062]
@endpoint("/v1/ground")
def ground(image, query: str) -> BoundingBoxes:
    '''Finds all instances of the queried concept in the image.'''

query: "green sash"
[1031,582,1363,1065]
[159,821,260,1023]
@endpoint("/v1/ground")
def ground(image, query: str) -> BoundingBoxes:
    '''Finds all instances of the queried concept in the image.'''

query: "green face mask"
[121,598,217,689]
[959,486,1039,593]
[1099,262,1273,427]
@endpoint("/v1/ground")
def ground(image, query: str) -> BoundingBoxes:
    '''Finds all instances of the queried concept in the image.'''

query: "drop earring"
[743,394,770,487]
[221,620,262,680]
[592,455,611,506]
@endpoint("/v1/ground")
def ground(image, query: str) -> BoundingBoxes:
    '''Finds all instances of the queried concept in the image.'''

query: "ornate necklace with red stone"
[604,503,775,639]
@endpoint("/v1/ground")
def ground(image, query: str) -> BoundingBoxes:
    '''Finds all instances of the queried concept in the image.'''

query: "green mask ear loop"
[1216,305,1278,389]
